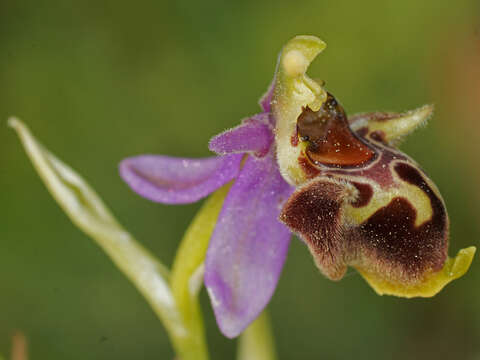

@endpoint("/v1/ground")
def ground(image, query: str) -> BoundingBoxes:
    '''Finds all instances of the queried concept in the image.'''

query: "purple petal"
[209,114,273,157]
[119,154,243,204]
[204,154,294,338]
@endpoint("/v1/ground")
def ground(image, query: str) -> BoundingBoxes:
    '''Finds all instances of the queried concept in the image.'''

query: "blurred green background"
[2,0,480,359]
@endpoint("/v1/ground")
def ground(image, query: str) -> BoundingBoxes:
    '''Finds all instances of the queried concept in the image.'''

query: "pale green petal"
[9,118,188,348]
[237,311,277,360]
[349,104,434,146]
[272,35,327,186]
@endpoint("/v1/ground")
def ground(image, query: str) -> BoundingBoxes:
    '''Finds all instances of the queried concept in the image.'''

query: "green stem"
[237,311,278,360]
[170,184,232,360]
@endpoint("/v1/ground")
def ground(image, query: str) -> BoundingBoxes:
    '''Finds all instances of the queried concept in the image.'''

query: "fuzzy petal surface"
[119,154,243,204]
[209,115,273,157]
[204,154,294,338]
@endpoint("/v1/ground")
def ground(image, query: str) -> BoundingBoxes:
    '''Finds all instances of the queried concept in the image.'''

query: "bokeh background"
[1,1,480,359]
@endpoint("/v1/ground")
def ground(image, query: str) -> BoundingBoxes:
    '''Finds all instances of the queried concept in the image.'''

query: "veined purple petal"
[119,154,243,204]
[204,154,294,338]
[209,114,273,157]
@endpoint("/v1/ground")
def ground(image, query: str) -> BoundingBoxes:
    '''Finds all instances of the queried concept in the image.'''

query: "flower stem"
[237,311,278,360]
[170,184,232,360]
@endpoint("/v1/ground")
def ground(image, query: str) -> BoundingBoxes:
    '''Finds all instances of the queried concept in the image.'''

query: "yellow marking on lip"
[344,179,433,228]
[356,246,476,298]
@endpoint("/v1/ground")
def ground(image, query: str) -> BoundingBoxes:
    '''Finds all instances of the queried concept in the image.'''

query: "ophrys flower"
[273,35,475,298]
[120,35,475,339]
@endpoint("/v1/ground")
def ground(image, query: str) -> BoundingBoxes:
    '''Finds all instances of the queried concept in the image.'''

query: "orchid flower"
[10,34,477,358]
[120,35,475,339]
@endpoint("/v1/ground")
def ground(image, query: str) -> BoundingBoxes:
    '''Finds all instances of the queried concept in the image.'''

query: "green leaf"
[9,118,188,349]
[237,311,277,360]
